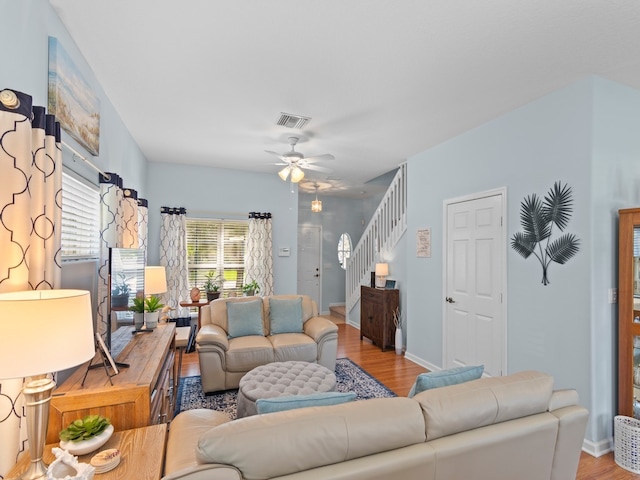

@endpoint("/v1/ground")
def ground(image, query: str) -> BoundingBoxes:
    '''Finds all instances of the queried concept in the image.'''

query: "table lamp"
[144,266,167,297]
[375,263,389,288]
[0,289,95,480]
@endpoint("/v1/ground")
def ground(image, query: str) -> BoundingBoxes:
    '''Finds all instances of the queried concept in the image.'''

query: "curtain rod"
[61,141,110,180]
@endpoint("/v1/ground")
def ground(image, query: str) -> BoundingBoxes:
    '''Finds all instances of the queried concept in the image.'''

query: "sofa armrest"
[196,324,229,351]
[304,316,339,342]
[161,464,242,480]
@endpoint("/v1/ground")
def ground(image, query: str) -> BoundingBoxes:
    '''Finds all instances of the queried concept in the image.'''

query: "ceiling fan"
[266,136,334,183]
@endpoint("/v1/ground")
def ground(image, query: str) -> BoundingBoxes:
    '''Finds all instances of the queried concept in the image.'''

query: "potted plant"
[242,279,260,297]
[203,271,223,301]
[144,295,164,329]
[129,296,145,331]
[111,273,131,308]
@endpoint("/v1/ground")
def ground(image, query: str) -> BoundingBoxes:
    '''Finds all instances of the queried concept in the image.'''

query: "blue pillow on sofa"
[256,391,357,414]
[227,299,264,338]
[408,365,484,398]
[269,297,303,335]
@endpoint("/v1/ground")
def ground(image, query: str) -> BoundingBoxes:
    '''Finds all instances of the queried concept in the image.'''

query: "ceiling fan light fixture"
[290,166,305,183]
[278,166,291,181]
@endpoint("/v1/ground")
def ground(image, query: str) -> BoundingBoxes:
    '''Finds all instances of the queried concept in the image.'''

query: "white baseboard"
[329,302,346,307]
[403,352,440,373]
[582,437,613,458]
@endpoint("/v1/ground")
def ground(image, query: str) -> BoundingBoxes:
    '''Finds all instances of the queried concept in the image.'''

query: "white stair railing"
[346,163,407,313]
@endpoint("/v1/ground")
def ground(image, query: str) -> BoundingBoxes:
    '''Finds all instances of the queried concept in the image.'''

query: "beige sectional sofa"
[196,295,338,393]
[163,370,588,480]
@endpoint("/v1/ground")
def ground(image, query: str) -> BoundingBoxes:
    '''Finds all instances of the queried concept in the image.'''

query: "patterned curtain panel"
[159,207,189,318]
[245,212,274,296]
[138,198,149,263]
[0,89,63,477]
[97,173,145,342]
[121,188,139,249]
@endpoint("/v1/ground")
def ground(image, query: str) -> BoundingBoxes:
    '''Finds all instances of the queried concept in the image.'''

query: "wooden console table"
[47,324,176,444]
[7,424,167,480]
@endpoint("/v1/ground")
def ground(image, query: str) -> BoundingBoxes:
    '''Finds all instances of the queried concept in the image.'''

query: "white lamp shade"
[0,289,95,380]
[145,266,167,295]
[278,166,291,181]
[290,166,305,183]
[375,263,389,276]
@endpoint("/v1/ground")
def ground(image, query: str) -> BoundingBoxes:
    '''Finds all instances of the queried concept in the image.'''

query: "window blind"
[186,218,248,295]
[61,171,100,260]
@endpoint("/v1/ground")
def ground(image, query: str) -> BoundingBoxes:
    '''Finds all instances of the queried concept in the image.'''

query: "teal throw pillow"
[227,299,264,338]
[269,297,303,335]
[256,392,357,414]
[408,365,484,398]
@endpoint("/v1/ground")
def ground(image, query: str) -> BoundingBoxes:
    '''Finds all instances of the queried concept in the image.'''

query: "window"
[338,232,352,270]
[61,171,100,260]
[186,219,248,297]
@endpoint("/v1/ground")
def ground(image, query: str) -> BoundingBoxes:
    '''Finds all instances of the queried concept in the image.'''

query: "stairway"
[328,305,346,323]
[346,163,407,314]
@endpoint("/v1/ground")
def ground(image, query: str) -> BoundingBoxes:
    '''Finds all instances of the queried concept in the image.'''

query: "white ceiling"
[49,0,640,197]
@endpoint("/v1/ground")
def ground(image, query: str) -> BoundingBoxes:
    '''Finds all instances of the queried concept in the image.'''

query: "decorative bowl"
[59,424,114,455]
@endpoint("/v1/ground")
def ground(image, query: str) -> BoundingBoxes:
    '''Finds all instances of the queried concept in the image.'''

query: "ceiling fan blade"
[265,150,285,161]
[302,153,335,163]
[303,164,332,173]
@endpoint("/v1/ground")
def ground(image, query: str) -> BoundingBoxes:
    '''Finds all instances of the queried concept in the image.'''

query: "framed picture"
[48,36,101,155]
[96,333,118,375]
[385,279,396,289]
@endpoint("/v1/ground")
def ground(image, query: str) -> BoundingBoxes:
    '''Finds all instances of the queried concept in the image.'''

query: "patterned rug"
[175,358,396,419]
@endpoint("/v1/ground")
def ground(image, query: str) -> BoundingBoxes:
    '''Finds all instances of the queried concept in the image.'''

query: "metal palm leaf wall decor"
[511,181,580,285]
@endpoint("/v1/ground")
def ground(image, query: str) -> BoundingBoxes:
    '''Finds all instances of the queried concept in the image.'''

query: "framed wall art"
[48,36,100,155]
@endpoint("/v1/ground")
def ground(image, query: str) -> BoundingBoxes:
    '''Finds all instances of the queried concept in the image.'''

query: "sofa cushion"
[408,365,484,397]
[269,333,317,363]
[196,397,426,480]
[227,299,264,338]
[269,297,303,334]
[256,391,357,414]
[414,370,554,441]
[226,336,275,372]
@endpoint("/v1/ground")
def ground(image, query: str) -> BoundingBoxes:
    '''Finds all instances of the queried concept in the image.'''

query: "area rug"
[175,358,396,419]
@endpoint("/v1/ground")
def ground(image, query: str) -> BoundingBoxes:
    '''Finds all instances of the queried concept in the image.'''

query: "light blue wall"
[404,76,640,447]
[589,77,640,444]
[146,163,299,295]
[2,0,148,191]
[298,194,367,312]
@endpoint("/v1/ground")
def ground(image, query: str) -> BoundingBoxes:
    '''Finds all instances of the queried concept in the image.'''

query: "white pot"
[145,311,159,329]
[59,424,114,455]
[133,312,144,331]
[395,327,403,355]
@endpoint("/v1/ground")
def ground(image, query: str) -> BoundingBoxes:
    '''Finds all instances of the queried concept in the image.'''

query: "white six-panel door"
[444,191,505,377]
[297,225,322,309]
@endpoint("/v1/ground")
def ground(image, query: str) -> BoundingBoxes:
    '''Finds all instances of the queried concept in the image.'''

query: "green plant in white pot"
[144,295,164,329]
[129,296,145,331]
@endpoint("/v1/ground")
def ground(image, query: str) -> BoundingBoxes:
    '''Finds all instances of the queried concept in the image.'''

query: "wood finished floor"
[179,322,638,480]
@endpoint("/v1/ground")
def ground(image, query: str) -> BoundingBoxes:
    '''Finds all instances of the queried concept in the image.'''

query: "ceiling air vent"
[276,112,310,129]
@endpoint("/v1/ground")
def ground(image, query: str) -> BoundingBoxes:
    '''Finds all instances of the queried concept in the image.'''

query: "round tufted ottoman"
[237,361,336,418]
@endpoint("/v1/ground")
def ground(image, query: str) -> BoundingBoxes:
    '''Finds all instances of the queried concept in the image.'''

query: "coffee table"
[6,424,167,480]
[237,361,336,418]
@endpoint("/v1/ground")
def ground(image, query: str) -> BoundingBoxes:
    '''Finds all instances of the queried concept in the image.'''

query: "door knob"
[445,297,455,304]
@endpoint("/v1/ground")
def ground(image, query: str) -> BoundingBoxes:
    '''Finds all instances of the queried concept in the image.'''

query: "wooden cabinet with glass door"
[618,208,640,418]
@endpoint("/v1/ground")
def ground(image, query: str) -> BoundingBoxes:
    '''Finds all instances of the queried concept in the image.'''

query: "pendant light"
[311,184,322,213]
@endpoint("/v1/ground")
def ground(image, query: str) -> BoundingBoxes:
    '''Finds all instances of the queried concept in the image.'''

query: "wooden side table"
[6,424,167,480]
[179,299,210,329]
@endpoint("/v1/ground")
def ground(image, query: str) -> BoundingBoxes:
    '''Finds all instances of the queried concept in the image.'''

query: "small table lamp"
[145,266,167,297]
[375,263,389,288]
[0,290,95,480]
